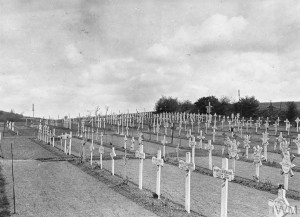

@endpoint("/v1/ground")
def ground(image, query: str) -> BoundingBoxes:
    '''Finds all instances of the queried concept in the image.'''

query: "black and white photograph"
[0,0,299,216]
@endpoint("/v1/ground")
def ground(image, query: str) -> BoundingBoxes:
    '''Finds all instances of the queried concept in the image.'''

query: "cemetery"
[1,107,300,217]
[1,1,299,216]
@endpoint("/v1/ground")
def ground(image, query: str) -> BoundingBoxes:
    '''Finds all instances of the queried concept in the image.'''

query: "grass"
[0,165,10,217]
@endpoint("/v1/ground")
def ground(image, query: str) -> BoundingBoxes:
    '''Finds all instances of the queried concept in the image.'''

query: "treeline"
[0,110,24,122]
[154,95,299,123]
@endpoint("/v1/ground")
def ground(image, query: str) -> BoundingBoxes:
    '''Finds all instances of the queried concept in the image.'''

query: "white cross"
[253,145,263,181]
[152,149,164,199]
[135,144,146,189]
[99,145,104,169]
[243,135,251,158]
[110,147,116,175]
[131,136,135,151]
[295,117,300,132]
[189,135,196,164]
[161,135,168,158]
[179,152,195,213]
[213,158,234,217]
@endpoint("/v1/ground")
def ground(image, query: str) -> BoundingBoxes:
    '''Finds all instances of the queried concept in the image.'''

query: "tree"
[285,101,298,123]
[218,96,233,116]
[234,96,259,118]
[179,100,195,112]
[154,96,180,113]
[194,96,220,114]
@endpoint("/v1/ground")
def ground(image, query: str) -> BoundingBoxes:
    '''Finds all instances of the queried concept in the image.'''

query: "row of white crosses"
[6,121,15,132]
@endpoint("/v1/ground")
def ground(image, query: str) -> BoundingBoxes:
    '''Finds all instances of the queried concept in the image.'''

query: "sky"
[0,0,300,118]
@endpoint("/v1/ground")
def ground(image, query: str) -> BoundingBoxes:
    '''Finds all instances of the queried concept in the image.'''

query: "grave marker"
[152,149,164,199]
[262,132,270,161]
[279,151,295,190]
[268,185,297,216]
[99,145,104,169]
[243,135,251,158]
[131,136,135,151]
[296,117,300,132]
[213,158,234,217]
[253,145,264,181]
[196,130,205,149]
[179,152,195,213]
[135,144,146,189]
[89,141,94,165]
[293,134,300,154]
[161,135,168,158]
[110,147,116,175]
[189,135,196,164]
[204,140,214,170]
[228,139,240,172]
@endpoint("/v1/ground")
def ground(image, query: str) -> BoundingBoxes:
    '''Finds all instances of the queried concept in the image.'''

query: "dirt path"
[0,135,158,217]
[1,159,157,217]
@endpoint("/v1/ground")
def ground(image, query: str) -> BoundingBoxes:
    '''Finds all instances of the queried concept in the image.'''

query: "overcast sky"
[0,0,299,118]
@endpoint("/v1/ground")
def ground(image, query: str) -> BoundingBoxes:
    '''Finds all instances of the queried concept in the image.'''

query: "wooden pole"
[11,143,16,214]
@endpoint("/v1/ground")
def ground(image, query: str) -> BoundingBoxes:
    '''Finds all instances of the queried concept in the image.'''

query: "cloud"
[65,44,83,65]
[1,0,300,117]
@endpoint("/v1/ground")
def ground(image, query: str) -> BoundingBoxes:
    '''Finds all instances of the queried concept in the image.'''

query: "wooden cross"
[254,122,259,133]
[110,147,116,175]
[100,132,104,146]
[243,135,251,158]
[89,141,94,165]
[179,152,195,213]
[253,145,263,181]
[135,144,146,189]
[161,135,168,158]
[280,151,295,190]
[197,130,205,149]
[261,132,269,161]
[293,134,300,154]
[156,124,160,141]
[177,123,183,136]
[213,158,234,217]
[284,119,289,131]
[212,125,217,142]
[152,149,164,199]
[131,136,135,151]
[206,101,213,114]
[99,145,104,169]
[228,139,240,172]
[52,128,55,147]
[264,122,269,133]
[189,135,196,164]
[295,117,300,132]
[126,125,129,136]
[276,132,284,151]
[124,135,127,149]
[68,132,72,155]
[204,140,214,170]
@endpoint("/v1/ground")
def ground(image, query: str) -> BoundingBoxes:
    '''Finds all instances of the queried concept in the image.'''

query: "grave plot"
[51,136,124,159]
[108,134,176,156]
[100,158,299,217]
[192,156,300,192]
[142,130,300,172]
[109,130,300,196]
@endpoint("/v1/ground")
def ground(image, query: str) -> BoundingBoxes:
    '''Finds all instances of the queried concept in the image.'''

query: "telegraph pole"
[32,104,35,118]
